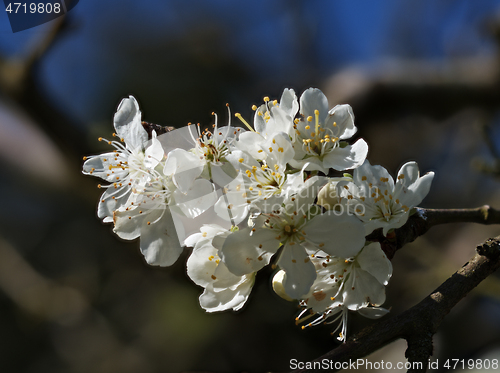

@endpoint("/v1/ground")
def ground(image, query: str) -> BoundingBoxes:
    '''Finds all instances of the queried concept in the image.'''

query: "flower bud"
[317,177,350,210]
[272,270,294,301]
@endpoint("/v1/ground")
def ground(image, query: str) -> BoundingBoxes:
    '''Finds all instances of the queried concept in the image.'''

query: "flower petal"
[356,242,393,285]
[303,213,365,258]
[164,148,204,193]
[139,208,183,266]
[199,277,254,312]
[299,88,328,123]
[278,243,317,299]
[343,268,386,310]
[143,133,164,169]
[233,132,266,160]
[220,227,278,276]
[327,104,357,140]
[279,88,299,119]
[187,243,219,288]
[113,96,148,150]
[323,138,368,171]
[173,179,217,219]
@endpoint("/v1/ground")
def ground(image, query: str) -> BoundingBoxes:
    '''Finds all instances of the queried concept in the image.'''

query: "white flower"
[290,88,368,174]
[163,112,242,187]
[186,225,255,312]
[295,242,392,341]
[112,174,184,267]
[214,131,295,222]
[337,160,435,235]
[162,115,241,221]
[83,96,163,222]
[254,89,299,138]
[220,180,366,299]
[232,88,299,160]
[232,89,298,159]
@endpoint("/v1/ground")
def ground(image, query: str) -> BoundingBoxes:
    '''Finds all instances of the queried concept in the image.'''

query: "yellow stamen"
[235,113,255,132]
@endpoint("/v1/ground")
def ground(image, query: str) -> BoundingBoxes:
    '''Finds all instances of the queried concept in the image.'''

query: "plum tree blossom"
[289,88,369,174]
[83,96,159,222]
[83,87,436,342]
[220,180,366,299]
[336,160,435,235]
[186,224,255,312]
[293,242,392,340]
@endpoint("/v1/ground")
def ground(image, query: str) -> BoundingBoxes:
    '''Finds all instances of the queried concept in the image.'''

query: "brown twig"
[291,235,500,373]
[367,205,500,259]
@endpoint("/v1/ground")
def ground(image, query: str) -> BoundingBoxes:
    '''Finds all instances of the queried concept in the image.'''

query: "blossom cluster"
[83,88,434,341]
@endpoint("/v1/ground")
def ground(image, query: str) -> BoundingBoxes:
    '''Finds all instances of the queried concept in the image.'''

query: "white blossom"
[232,89,298,159]
[290,88,368,174]
[83,96,160,222]
[220,180,366,299]
[337,160,435,235]
[295,242,392,341]
[186,225,255,312]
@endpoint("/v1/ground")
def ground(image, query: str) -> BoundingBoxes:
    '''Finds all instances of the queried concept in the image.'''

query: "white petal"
[278,243,316,299]
[210,163,238,189]
[226,149,260,170]
[289,157,328,174]
[113,207,146,240]
[397,161,420,185]
[183,232,204,248]
[303,213,365,258]
[82,152,128,182]
[97,186,132,220]
[113,96,148,150]
[253,104,268,134]
[267,106,293,137]
[173,179,217,219]
[199,277,254,312]
[171,205,232,246]
[283,176,325,216]
[356,242,393,285]
[381,214,409,236]
[272,270,294,301]
[164,148,204,193]
[354,160,394,191]
[187,244,218,287]
[220,227,278,276]
[327,104,357,140]
[397,171,435,208]
[280,88,299,118]
[139,209,184,266]
[156,126,197,155]
[299,88,329,123]
[232,133,265,161]
[323,138,368,171]
[261,131,295,166]
[343,268,386,310]
[213,172,251,225]
[143,135,164,169]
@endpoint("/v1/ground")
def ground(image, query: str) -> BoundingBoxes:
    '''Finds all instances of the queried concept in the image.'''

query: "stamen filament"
[235,113,255,132]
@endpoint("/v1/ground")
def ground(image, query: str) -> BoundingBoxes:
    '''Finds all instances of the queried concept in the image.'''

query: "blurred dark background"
[1,1,500,372]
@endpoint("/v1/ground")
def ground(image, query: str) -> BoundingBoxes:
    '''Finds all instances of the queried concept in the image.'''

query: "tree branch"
[290,235,500,373]
[367,205,500,259]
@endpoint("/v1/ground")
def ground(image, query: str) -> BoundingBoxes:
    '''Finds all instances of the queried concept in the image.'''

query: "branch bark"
[290,235,500,373]
[367,205,500,259]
